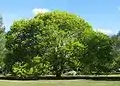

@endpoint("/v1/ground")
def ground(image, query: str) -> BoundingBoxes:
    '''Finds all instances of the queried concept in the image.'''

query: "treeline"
[0,11,120,78]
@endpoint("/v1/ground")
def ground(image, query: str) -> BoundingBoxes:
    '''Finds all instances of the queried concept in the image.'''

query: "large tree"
[5,11,93,77]
[5,10,114,77]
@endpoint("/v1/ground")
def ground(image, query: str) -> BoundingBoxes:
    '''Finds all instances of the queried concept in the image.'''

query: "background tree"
[111,31,120,72]
[0,15,6,73]
[80,32,113,74]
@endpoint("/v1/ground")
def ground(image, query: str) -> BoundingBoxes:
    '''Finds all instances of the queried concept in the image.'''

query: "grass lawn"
[0,80,120,86]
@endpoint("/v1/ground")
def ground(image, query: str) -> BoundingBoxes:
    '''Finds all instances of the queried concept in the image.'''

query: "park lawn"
[0,80,120,86]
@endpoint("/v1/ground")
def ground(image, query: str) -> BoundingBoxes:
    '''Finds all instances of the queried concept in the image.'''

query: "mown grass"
[0,80,120,86]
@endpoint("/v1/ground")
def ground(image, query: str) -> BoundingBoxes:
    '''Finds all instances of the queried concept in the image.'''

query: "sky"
[0,0,120,35]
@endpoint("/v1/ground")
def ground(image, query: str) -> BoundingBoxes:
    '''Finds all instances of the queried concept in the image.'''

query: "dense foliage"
[0,11,116,78]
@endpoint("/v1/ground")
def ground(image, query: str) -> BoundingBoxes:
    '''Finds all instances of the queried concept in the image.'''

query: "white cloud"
[32,8,50,15]
[94,28,114,35]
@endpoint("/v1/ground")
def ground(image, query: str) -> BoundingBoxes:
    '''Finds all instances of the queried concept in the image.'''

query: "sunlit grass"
[0,80,120,86]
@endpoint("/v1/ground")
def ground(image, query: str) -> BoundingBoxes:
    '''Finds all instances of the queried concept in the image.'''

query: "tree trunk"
[56,71,61,79]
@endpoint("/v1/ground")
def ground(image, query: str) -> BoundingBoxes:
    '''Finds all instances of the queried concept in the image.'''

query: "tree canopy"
[4,11,114,77]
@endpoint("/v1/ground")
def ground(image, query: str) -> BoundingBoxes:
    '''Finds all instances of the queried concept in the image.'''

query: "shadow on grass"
[0,75,120,81]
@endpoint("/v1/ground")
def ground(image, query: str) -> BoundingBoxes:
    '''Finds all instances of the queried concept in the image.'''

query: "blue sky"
[0,0,120,34]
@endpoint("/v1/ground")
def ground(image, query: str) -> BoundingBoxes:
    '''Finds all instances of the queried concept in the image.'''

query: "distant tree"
[0,15,6,74]
[111,31,120,72]
[0,15,5,33]
[80,32,114,74]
